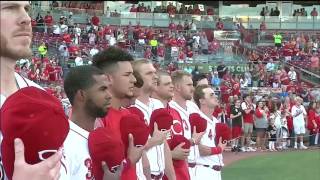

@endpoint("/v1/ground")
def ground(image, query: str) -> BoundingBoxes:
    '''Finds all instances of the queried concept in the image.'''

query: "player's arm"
[198,138,226,156]
[142,151,152,180]
[164,141,176,180]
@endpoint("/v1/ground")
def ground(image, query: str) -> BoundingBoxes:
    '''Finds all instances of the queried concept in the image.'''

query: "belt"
[188,163,196,168]
[203,165,223,171]
[151,172,164,180]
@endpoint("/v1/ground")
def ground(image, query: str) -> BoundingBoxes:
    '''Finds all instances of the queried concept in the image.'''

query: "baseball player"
[169,70,204,179]
[152,70,191,180]
[0,1,63,179]
[62,66,124,180]
[92,47,146,179]
[193,85,227,180]
[291,97,308,149]
[131,59,175,180]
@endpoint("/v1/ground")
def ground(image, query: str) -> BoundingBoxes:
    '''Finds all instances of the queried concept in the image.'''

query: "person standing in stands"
[273,31,282,49]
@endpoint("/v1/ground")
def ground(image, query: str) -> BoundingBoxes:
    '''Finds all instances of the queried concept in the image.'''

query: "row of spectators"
[260,6,281,16]
[130,3,215,16]
[52,1,103,11]
[293,7,318,17]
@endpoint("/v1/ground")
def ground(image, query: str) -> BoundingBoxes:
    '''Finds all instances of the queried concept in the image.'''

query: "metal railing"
[33,7,320,30]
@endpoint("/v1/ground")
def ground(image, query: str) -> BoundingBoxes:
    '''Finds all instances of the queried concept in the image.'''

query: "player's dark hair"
[133,71,144,88]
[64,65,105,105]
[92,47,134,73]
[193,73,208,87]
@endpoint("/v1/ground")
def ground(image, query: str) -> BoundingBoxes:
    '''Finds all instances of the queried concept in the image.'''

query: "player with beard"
[169,70,204,179]
[0,1,62,180]
[62,66,123,180]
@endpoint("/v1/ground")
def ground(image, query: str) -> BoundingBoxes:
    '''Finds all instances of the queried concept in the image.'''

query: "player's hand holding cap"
[168,135,191,167]
[0,87,69,179]
[215,123,232,143]
[189,113,207,134]
[149,108,173,135]
[88,127,125,180]
[120,114,149,149]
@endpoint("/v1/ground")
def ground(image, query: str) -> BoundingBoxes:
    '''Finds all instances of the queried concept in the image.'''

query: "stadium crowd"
[1,1,320,180]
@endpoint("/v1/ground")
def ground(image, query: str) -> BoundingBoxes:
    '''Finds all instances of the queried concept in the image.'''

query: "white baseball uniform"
[135,98,165,180]
[291,105,307,134]
[0,73,44,180]
[169,100,200,179]
[60,121,93,180]
[194,111,223,180]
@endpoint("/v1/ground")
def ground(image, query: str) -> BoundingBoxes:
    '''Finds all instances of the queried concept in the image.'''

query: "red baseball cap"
[169,135,191,150]
[215,123,232,143]
[126,106,145,123]
[88,127,125,180]
[168,135,191,167]
[0,87,69,179]
[149,108,173,135]
[120,114,149,150]
[189,113,207,134]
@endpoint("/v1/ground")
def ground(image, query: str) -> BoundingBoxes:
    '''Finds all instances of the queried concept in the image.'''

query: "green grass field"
[222,150,320,180]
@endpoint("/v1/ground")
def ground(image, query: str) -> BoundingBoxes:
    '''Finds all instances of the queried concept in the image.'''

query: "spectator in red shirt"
[91,13,100,27]
[130,4,137,12]
[176,21,184,31]
[177,47,186,62]
[40,66,49,85]
[146,27,154,41]
[103,24,113,40]
[177,34,186,47]
[169,20,176,31]
[311,7,318,17]
[167,2,175,14]
[144,46,152,59]
[310,52,319,72]
[307,102,318,146]
[44,11,53,33]
[216,18,224,30]
[68,44,80,54]
[220,81,231,104]
[207,7,214,15]
[62,33,72,44]
[157,44,165,62]
[241,95,255,151]
[97,26,105,42]
[260,21,266,31]
[31,18,37,27]
[169,35,177,47]
[138,3,146,13]
[280,68,290,87]
[193,5,201,15]
[186,46,193,60]
[286,81,297,94]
